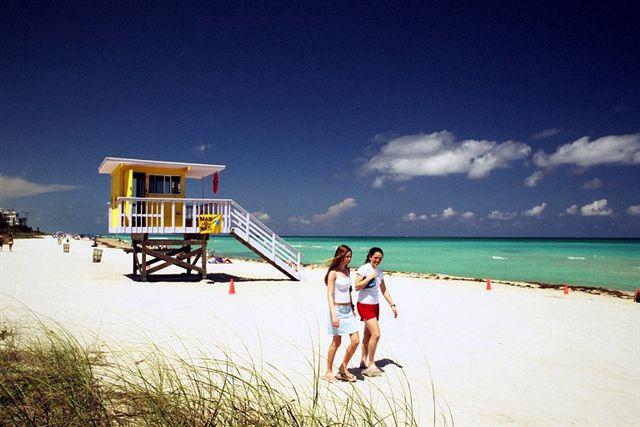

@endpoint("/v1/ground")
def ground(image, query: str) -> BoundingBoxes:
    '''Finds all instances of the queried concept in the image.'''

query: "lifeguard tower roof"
[98,157,225,178]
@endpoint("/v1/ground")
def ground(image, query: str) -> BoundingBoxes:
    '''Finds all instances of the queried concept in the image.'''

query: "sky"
[1,1,639,237]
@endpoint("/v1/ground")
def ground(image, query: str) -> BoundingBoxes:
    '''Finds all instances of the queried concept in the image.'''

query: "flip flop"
[336,371,357,382]
[362,366,383,377]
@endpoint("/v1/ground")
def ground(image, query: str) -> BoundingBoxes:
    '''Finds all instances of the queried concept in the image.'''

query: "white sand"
[1,237,639,425]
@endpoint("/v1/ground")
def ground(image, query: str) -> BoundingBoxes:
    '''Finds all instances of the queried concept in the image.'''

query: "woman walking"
[324,244,359,382]
[355,247,398,377]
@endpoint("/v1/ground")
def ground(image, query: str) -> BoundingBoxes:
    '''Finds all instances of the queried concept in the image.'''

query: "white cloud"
[288,198,358,226]
[441,207,457,219]
[195,143,211,153]
[430,214,439,218]
[534,133,640,168]
[372,177,385,188]
[627,204,640,216]
[523,202,547,217]
[402,212,428,222]
[487,210,517,220]
[287,216,311,225]
[0,175,79,199]
[566,205,578,215]
[580,199,613,217]
[524,170,544,187]
[531,128,562,140]
[252,211,271,222]
[312,198,358,223]
[582,178,603,190]
[359,131,531,184]
[461,211,475,219]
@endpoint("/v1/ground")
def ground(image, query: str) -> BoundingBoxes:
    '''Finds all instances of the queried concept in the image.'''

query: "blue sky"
[1,2,639,237]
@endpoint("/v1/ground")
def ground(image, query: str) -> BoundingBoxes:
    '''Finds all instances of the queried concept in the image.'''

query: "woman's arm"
[354,271,378,291]
[380,279,398,318]
[326,271,339,327]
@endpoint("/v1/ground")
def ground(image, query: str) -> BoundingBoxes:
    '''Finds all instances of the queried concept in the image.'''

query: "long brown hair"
[324,244,352,285]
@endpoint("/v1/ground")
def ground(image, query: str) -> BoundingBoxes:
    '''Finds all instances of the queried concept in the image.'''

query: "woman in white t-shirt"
[324,244,359,382]
[354,247,398,377]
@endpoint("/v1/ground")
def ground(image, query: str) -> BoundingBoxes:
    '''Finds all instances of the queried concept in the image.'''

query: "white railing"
[109,197,301,278]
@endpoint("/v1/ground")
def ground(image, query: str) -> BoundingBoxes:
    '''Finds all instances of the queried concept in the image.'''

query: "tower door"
[132,173,146,226]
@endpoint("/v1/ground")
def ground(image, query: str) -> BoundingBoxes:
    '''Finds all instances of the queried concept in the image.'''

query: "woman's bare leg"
[340,332,359,372]
[364,318,381,368]
[360,326,371,367]
[325,335,341,381]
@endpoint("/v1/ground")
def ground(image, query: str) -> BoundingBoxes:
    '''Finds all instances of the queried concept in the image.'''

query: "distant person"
[7,233,14,252]
[0,234,4,251]
[324,244,359,382]
[355,247,398,377]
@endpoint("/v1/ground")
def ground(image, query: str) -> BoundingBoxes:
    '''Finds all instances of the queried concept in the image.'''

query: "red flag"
[212,172,219,194]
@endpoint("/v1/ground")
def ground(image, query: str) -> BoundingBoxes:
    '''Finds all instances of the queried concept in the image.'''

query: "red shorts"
[357,303,379,321]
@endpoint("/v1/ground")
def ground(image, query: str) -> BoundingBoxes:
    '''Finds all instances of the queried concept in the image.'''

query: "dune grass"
[0,320,428,426]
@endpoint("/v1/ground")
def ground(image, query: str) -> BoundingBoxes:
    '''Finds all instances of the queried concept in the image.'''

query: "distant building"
[0,208,28,227]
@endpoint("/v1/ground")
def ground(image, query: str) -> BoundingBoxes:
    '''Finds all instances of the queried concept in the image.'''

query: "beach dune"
[1,237,638,425]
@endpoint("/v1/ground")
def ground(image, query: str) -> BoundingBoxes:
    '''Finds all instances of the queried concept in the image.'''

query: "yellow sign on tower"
[198,214,223,234]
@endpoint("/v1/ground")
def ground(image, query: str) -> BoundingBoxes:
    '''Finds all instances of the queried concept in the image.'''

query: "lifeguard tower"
[98,157,301,281]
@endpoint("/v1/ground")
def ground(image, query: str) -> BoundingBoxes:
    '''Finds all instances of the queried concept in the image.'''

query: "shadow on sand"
[348,358,403,380]
[125,272,290,283]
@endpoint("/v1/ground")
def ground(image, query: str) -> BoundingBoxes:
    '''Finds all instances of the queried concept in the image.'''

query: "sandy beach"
[1,237,638,425]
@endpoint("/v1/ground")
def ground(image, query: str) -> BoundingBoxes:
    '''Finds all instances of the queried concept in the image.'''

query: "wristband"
[391,304,396,308]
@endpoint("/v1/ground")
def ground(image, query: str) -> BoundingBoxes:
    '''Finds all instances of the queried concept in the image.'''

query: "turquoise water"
[106,235,640,291]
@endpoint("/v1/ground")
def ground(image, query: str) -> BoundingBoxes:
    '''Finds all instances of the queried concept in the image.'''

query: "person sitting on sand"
[324,244,359,383]
[7,233,14,252]
[354,247,398,377]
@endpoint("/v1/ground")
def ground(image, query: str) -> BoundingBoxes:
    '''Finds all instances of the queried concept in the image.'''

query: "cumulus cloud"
[312,198,358,223]
[523,202,547,217]
[402,212,428,222]
[524,170,544,187]
[566,205,578,215]
[627,205,640,215]
[487,210,517,220]
[252,211,271,222]
[580,199,613,217]
[533,133,640,168]
[461,211,475,219]
[289,198,358,226]
[358,131,531,185]
[441,207,457,219]
[0,175,79,199]
[531,128,562,140]
[582,178,603,190]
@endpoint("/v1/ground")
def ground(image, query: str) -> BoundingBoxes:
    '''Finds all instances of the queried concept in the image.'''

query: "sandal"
[335,370,357,382]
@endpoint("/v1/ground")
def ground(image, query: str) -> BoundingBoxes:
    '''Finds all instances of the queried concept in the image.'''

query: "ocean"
[106,235,640,292]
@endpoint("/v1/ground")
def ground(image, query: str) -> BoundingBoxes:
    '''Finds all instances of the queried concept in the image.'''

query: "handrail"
[110,196,301,279]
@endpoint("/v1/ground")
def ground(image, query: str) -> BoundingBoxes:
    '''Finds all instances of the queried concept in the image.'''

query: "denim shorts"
[328,305,359,336]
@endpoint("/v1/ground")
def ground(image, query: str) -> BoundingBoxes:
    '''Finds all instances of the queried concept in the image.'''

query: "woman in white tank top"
[324,244,359,382]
